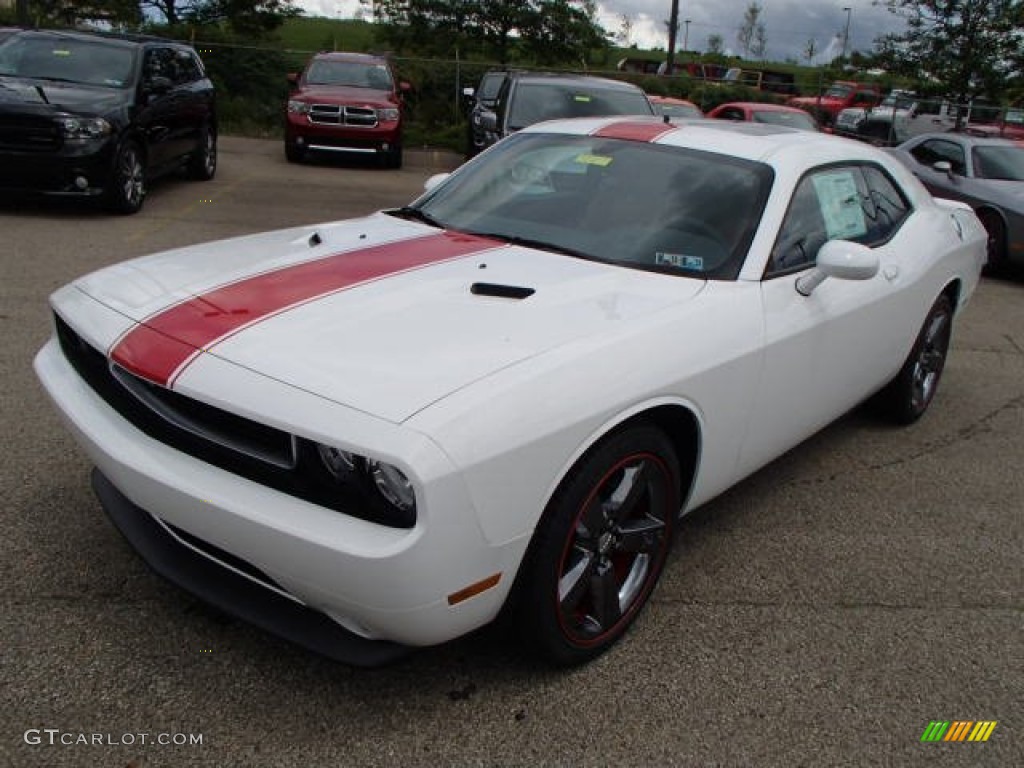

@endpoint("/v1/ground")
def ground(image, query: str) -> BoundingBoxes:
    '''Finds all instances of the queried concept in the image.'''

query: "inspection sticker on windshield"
[656,252,703,269]
[575,153,613,167]
[52,49,71,57]
[573,94,592,102]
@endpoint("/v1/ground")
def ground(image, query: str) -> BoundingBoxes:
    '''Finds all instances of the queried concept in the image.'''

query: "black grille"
[0,114,61,151]
[54,313,415,528]
[163,521,290,595]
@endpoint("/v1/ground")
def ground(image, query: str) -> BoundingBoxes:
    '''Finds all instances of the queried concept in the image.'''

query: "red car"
[707,102,819,132]
[285,52,409,168]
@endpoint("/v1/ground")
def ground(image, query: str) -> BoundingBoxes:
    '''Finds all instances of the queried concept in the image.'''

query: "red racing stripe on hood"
[591,120,678,143]
[110,231,501,387]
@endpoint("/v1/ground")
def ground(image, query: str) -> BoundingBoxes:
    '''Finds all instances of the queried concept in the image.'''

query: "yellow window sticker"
[573,94,592,102]
[575,153,613,167]
[52,49,72,57]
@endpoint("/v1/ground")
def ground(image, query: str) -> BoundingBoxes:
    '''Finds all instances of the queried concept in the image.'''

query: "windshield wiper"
[466,231,596,261]
[386,206,446,229]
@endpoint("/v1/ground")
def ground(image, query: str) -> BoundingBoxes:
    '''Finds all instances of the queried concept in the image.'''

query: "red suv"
[285,52,408,168]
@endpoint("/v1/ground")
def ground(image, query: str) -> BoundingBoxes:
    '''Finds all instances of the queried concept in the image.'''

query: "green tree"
[875,0,1024,105]
[23,0,141,26]
[143,0,298,34]
[371,0,608,65]
[706,33,724,56]
[736,2,765,59]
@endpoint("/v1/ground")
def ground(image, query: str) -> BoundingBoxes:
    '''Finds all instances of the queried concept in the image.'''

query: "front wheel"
[510,424,680,665]
[106,140,146,214]
[878,293,954,424]
[977,210,1007,274]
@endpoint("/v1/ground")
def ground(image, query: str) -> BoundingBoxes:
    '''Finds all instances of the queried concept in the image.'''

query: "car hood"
[0,76,127,113]
[294,84,395,107]
[75,215,705,423]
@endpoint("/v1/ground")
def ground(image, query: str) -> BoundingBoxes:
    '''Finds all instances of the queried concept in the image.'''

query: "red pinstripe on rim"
[591,120,678,143]
[110,231,502,388]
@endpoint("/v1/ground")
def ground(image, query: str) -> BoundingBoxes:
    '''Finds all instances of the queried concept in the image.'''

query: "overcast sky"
[297,1,908,64]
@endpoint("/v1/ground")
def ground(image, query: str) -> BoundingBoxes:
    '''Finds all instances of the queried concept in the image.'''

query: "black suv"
[0,29,216,213]
[466,71,654,156]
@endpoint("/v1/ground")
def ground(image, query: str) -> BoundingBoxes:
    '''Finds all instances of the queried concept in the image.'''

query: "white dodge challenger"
[35,117,985,666]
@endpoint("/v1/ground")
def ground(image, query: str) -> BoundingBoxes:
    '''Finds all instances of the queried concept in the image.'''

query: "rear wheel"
[977,210,1007,274]
[511,424,680,665]
[106,140,145,214]
[186,124,217,180]
[878,294,953,424]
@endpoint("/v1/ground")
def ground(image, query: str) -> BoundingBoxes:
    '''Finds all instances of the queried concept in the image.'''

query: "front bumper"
[34,334,529,657]
[92,469,409,666]
[285,112,401,155]
[0,138,116,197]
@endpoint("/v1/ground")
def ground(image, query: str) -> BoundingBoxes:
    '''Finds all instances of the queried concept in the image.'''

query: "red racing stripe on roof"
[110,231,501,387]
[591,120,678,142]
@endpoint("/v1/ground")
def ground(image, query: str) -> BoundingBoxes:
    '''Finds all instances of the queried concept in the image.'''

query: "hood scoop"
[470,282,535,300]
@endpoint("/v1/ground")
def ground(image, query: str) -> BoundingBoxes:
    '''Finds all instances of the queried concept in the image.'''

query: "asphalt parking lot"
[2,136,1021,768]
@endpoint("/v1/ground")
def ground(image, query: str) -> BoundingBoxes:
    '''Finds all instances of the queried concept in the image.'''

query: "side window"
[769,164,913,276]
[768,174,831,274]
[720,107,743,121]
[143,47,176,83]
[909,139,966,175]
[174,49,202,84]
[858,166,910,244]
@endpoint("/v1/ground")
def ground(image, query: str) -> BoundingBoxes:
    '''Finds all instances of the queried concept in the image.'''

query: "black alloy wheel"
[511,424,680,665]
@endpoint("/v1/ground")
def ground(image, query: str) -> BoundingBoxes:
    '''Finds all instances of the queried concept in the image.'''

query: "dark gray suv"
[0,29,216,213]
[467,72,654,156]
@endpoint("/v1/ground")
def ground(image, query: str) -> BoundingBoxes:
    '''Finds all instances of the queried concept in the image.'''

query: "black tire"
[285,141,305,164]
[879,294,954,424]
[186,124,217,181]
[383,141,403,169]
[105,140,146,215]
[510,424,680,665]
[977,210,1007,274]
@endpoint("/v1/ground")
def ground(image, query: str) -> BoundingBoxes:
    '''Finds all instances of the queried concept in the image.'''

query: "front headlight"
[315,442,417,523]
[367,460,415,512]
[377,107,400,122]
[287,100,311,115]
[59,117,112,141]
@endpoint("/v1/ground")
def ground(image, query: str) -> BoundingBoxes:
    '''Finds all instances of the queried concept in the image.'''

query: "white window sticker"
[812,171,867,240]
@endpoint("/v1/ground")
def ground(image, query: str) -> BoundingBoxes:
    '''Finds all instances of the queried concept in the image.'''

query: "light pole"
[841,6,852,62]
[684,19,691,52]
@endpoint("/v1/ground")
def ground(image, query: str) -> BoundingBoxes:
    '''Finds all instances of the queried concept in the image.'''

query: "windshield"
[753,109,817,131]
[304,59,393,90]
[507,82,653,131]
[972,145,1024,181]
[0,35,136,88]
[824,84,853,99]
[656,102,702,118]
[411,133,773,280]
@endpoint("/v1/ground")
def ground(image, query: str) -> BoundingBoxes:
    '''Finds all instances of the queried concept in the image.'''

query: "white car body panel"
[34,117,987,657]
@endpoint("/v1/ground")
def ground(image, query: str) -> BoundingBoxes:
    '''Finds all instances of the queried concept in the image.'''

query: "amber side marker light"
[447,573,502,606]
